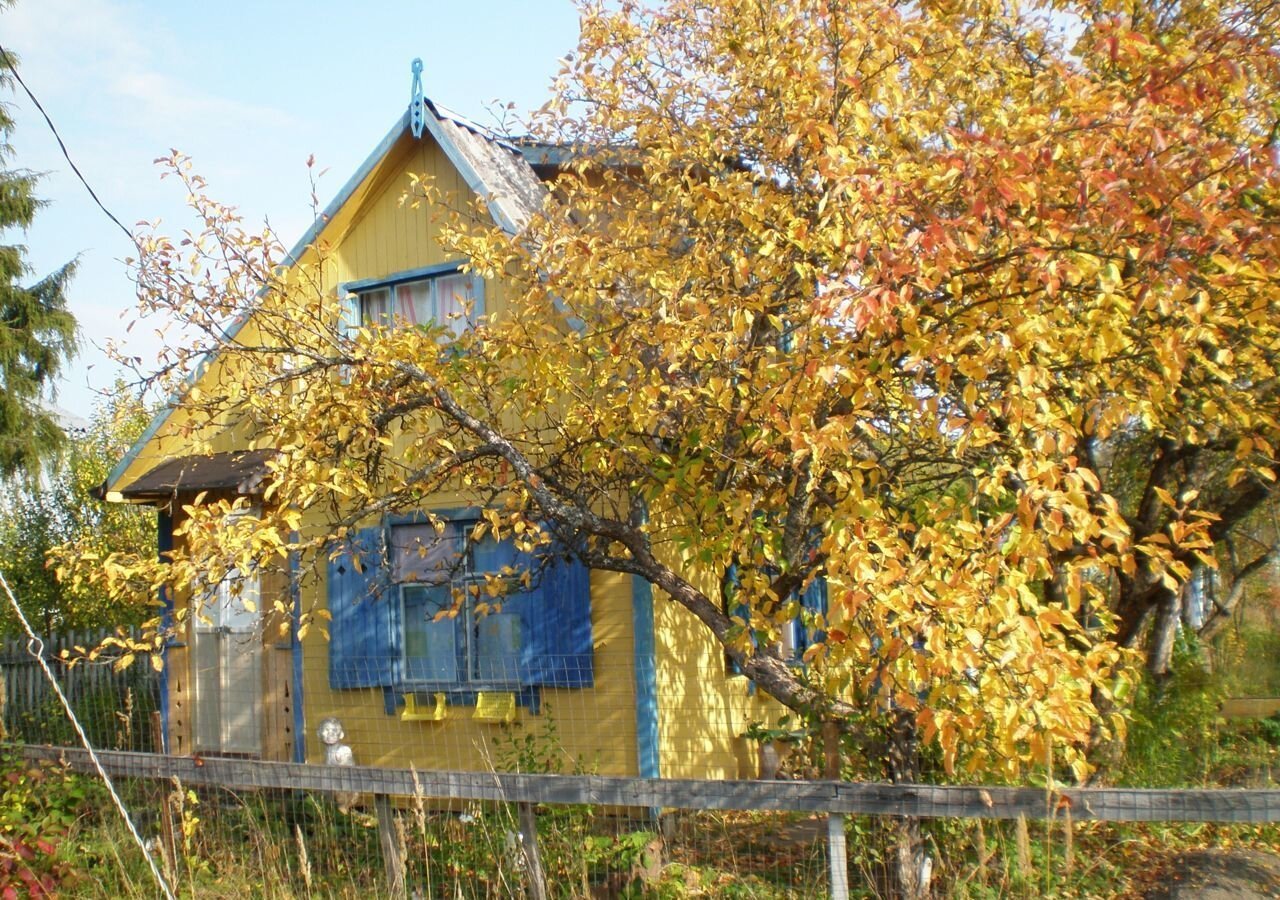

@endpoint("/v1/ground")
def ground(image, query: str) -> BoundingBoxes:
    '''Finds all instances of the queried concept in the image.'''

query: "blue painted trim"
[631,573,660,780]
[342,261,465,294]
[515,143,628,170]
[517,144,578,167]
[409,59,425,139]
[104,112,414,494]
[157,509,174,753]
[289,545,306,763]
[385,506,481,527]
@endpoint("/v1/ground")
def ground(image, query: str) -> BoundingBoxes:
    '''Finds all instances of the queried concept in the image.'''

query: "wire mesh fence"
[25,770,834,898]
[13,745,1280,899]
[3,628,1280,898]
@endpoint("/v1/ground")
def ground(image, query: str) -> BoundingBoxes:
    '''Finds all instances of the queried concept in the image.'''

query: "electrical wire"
[0,42,135,242]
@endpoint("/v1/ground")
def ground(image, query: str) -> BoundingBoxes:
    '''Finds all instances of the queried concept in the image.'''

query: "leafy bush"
[1119,640,1224,787]
[0,752,105,896]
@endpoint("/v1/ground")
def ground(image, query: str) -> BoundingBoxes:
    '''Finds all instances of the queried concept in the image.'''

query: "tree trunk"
[880,712,931,899]
[1146,589,1181,679]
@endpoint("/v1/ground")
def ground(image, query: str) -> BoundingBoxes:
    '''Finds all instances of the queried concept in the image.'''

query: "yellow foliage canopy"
[70,0,1280,783]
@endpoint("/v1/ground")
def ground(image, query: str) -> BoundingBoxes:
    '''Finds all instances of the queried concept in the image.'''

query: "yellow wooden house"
[101,83,807,782]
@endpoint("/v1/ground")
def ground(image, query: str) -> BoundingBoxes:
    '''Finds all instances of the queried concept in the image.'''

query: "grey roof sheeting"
[424,99,547,234]
[118,449,277,501]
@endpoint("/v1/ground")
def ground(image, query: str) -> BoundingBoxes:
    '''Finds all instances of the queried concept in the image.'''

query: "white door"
[193,571,262,754]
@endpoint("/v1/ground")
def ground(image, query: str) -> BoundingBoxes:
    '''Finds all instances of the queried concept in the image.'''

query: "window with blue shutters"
[326,516,593,697]
[723,565,827,676]
[327,527,394,689]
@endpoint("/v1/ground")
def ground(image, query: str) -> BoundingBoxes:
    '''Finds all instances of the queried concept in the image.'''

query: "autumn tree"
[72,1,1279,896]
[0,384,155,635]
[0,34,78,477]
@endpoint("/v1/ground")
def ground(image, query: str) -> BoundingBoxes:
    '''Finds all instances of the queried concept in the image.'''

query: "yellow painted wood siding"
[652,597,786,780]
[331,134,471,285]
[106,129,507,496]
[122,126,648,776]
[298,564,638,775]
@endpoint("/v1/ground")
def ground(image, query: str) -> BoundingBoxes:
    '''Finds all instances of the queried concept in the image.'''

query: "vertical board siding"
[654,579,787,780]
[101,128,644,774]
[336,136,474,284]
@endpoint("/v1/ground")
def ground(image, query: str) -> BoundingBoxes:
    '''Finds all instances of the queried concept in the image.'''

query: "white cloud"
[4,0,294,144]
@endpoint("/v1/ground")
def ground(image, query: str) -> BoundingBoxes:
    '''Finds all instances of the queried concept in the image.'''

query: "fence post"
[828,812,850,900]
[517,801,548,900]
[374,793,405,897]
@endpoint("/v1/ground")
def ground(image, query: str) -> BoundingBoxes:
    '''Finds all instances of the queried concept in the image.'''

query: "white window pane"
[404,586,459,682]
[360,288,390,325]
[193,632,222,748]
[215,571,260,632]
[395,281,432,325]
[475,612,521,682]
[220,636,262,752]
[470,532,506,574]
[435,273,475,336]
[777,620,799,660]
[392,524,463,584]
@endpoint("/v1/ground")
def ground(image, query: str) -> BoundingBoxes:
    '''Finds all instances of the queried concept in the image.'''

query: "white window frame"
[392,520,522,690]
[347,266,485,339]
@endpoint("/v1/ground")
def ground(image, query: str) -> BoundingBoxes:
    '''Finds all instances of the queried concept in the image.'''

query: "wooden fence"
[17,745,1280,900]
[0,628,161,751]
[3,630,1278,898]
[20,746,1280,824]
[1221,697,1280,719]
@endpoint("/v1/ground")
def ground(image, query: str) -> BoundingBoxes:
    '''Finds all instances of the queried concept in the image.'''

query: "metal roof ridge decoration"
[409,58,426,139]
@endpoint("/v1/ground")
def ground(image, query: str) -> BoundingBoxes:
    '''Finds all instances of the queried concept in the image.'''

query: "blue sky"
[3,0,580,419]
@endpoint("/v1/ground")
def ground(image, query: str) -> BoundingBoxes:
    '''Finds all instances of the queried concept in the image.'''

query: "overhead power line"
[0,42,134,242]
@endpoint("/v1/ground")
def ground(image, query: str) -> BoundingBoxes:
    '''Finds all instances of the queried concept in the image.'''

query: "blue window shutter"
[327,527,395,689]
[499,542,592,689]
[799,575,828,652]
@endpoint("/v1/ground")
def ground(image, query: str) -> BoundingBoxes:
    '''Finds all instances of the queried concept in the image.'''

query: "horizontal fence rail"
[19,746,1280,824]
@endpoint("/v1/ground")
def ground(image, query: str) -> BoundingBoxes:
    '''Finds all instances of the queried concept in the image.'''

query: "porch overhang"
[101,449,277,504]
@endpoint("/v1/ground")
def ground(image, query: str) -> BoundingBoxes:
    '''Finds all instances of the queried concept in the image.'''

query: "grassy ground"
[1,748,1274,899]
[2,635,1277,897]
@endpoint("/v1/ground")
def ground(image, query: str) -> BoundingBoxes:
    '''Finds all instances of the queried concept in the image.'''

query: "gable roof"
[104,98,549,501]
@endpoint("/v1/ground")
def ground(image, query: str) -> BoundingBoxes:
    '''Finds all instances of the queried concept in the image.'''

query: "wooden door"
[192,571,262,755]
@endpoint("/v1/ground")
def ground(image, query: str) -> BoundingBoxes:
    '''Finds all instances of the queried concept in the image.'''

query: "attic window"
[349,267,484,340]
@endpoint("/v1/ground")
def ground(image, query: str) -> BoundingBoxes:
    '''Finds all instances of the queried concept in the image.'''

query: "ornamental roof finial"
[410,58,425,139]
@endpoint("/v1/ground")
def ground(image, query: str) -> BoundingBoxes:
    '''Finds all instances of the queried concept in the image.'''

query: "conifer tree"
[0,41,77,477]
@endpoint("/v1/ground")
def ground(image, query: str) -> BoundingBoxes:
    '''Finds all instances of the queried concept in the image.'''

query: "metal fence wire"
[3,630,1280,898]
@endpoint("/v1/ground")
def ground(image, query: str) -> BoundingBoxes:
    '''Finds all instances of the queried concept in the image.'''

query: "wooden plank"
[18,746,1280,824]
[1222,698,1280,719]
[517,802,548,900]
[374,794,406,897]
[827,814,849,900]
